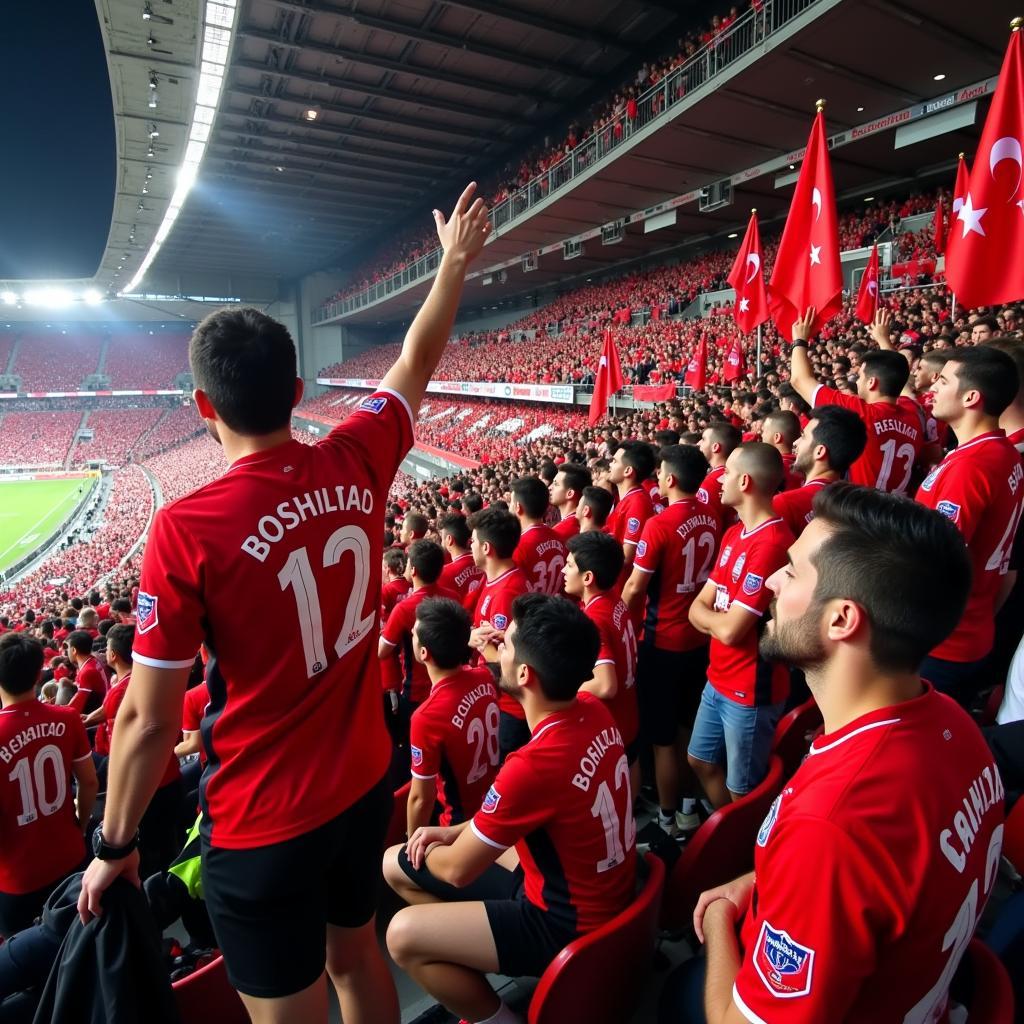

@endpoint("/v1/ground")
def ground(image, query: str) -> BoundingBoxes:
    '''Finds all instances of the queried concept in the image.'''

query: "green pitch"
[0,478,96,575]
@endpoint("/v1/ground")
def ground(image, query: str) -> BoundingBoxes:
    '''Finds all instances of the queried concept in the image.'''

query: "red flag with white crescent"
[855,244,880,324]
[727,210,770,333]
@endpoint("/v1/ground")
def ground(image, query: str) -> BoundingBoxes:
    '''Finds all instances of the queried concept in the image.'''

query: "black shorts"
[201,774,391,999]
[638,644,709,747]
[396,851,576,978]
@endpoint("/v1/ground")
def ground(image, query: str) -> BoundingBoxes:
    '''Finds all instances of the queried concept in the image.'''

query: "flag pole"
[756,324,762,379]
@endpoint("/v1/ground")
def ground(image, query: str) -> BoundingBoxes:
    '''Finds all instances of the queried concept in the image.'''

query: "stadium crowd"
[0,181,1022,1024]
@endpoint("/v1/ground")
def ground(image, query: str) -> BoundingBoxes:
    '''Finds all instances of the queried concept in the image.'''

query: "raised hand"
[870,307,893,347]
[792,306,817,343]
[433,182,492,266]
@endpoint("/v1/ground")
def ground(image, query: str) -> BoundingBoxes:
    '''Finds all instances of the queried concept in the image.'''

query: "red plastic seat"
[958,939,1015,1023]
[771,698,822,781]
[1002,796,1024,874]
[661,756,785,931]
[172,954,248,1024]
[384,781,412,850]
[528,852,665,1024]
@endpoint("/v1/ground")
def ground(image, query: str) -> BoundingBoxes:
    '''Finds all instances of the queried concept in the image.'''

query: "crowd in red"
[0,411,84,467]
[318,2,768,311]
[72,408,164,466]
[103,333,190,389]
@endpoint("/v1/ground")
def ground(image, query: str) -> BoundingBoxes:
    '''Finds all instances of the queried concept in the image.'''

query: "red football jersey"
[915,431,1024,662]
[182,681,210,765]
[734,686,1004,1023]
[132,388,413,849]
[812,385,923,495]
[472,567,530,720]
[772,478,831,539]
[605,487,655,550]
[917,390,950,449]
[697,465,737,527]
[633,498,720,652]
[641,477,666,514]
[514,524,568,596]
[69,655,107,713]
[707,517,794,706]
[409,666,500,826]
[780,451,804,492]
[551,512,580,544]
[583,594,639,746]
[381,583,458,703]
[439,552,484,608]
[471,693,637,934]
[381,577,410,619]
[99,675,180,787]
[0,702,91,893]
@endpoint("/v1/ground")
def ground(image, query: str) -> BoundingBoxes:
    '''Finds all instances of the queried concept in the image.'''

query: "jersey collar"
[807,683,935,756]
[739,516,783,540]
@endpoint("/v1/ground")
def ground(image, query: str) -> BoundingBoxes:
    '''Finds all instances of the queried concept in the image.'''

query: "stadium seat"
[172,954,248,1024]
[384,781,412,849]
[955,939,1015,1024]
[527,852,665,1024]
[771,698,822,780]
[1002,796,1024,874]
[661,756,784,931]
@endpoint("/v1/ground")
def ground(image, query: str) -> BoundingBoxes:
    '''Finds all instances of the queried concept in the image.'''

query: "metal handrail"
[314,0,820,324]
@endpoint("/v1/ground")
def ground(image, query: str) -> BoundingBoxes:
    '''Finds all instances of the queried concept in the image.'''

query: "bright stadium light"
[124,0,238,295]
[1,291,17,305]
[83,288,105,305]
[24,287,75,308]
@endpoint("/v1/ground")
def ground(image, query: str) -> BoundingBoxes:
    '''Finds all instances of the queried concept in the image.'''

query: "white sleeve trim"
[731,600,764,617]
[733,985,769,1024]
[470,820,509,850]
[632,563,654,573]
[594,659,616,667]
[379,636,398,648]
[132,652,198,670]
[73,752,94,762]
[410,770,437,781]
[377,387,416,433]
[811,383,824,407]
[623,538,639,547]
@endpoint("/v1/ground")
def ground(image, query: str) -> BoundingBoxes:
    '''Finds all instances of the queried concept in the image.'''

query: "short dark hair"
[555,463,591,498]
[468,507,521,559]
[407,539,444,583]
[987,338,1024,406]
[438,513,471,548]
[809,406,868,476]
[619,441,656,481]
[705,422,742,455]
[949,345,1020,417]
[0,633,44,696]
[567,532,624,591]
[111,598,132,615]
[920,349,951,371]
[88,591,101,607]
[659,444,708,494]
[510,594,599,701]
[106,624,135,663]
[383,547,406,575]
[809,483,971,672]
[190,307,297,435]
[66,630,94,655]
[462,492,484,515]
[654,429,680,448]
[763,410,801,445]
[414,597,471,670]
[734,442,784,496]
[860,350,910,398]
[510,477,550,520]
[973,314,1000,333]
[579,486,614,527]
[403,512,428,539]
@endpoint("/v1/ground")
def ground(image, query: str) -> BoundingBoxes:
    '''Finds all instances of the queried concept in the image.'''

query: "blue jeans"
[687,682,782,795]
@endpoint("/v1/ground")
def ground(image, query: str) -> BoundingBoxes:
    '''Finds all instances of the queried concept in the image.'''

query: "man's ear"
[194,388,217,420]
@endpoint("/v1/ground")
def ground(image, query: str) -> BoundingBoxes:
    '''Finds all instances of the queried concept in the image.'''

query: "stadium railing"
[314,0,820,324]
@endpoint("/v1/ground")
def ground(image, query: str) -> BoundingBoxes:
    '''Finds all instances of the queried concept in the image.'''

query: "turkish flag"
[855,244,880,323]
[934,200,946,255]
[946,25,1024,307]
[684,337,708,392]
[769,107,843,339]
[589,329,624,426]
[724,337,744,383]
[727,209,770,333]
[633,383,676,402]
[952,152,970,217]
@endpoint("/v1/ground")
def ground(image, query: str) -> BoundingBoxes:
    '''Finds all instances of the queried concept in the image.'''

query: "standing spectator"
[605,441,657,582]
[697,422,741,523]
[576,485,614,534]
[549,462,591,542]
[510,477,568,596]
[438,514,484,607]
[65,631,107,713]
[77,183,491,1023]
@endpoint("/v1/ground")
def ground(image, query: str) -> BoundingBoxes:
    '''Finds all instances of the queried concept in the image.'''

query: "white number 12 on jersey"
[278,525,374,677]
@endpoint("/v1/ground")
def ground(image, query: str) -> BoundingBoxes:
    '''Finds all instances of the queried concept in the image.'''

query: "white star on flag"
[956,193,987,237]
[739,297,750,312]
[599,356,607,367]
[809,244,822,266]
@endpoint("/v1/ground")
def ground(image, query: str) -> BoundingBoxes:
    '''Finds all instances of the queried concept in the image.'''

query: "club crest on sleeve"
[742,572,763,596]
[718,544,732,568]
[136,592,159,634]
[627,516,641,535]
[697,488,710,505]
[636,540,648,559]
[757,792,784,847]
[919,466,941,492]
[481,786,501,813]
[936,500,960,521]
[492,613,508,631]
[358,396,387,414]
[754,921,815,998]
[410,745,423,768]
[731,552,747,583]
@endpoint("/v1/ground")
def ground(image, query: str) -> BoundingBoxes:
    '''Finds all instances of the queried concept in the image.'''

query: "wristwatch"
[91,824,140,861]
